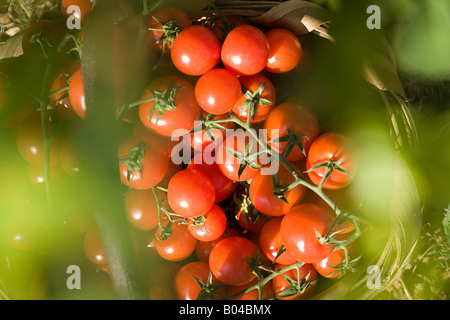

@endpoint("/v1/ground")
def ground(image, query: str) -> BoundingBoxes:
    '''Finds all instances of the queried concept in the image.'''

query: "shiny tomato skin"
[187,204,227,242]
[138,76,200,137]
[189,113,235,152]
[249,162,306,216]
[155,220,197,262]
[83,227,108,272]
[195,226,240,263]
[68,68,86,119]
[146,6,191,52]
[259,217,297,265]
[280,203,336,263]
[232,74,276,123]
[124,189,159,231]
[118,135,168,190]
[306,132,357,190]
[187,152,237,203]
[221,25,269,76]
[265,28,302,74]
[264,102,319,161]
[210,15,250,41]
[209,236,260,286]
[171,25,220,76]
[167,168,216,218]
[195,68,241,115]
[272,263,318,300]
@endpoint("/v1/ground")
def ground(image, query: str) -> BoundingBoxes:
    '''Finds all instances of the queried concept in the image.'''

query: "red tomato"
[195,68,241,115]
[138,75,200,137]
[189,112,235,152]
[167,168,215,218]
[61,0,93,24]
[118,135,168,190]
[249,162,306,216]
[264,102,319,161]
[265,28,302,74]
[83,227,108,272]
[124,189,159,231]
[49,59,80,117]
[259,217,297,265]
[216,130,264,182]
[272,263,318,300]
[280,203,336,263]
[187,204,227,242]
[187,152,237,203]
[210,15,250,42]
[68,68,86,119]
[146,6,191,52]
[306,132,357,190]
[171,25,220,76]
[232,74,276,123]
[226,278,274,300]
[154,220,197,262]
[209,236,260,286]
[221,25,269,76]
[174,261,223,300]
[195,227,240,263]
[312,242,358,279]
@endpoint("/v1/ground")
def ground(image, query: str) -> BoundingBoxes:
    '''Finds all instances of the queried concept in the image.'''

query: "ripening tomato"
[118,135,168,190]
[264,102,319,161]
[195,226,241,263]
[146,6,191,52]
[68,68,86,119]
[221,25,269,76]
[259,217,298,265]
[171,25,220,76]
[188,113,235,152]
[226,277,274,300]
[280,203,336,263]
[195,68,241,115]
[61,0,93,24]
[187,205,227,242]
[167,168,215,218]
[216,130,264,182]
[209,236,260,286]
[138,75,200,137]
[312,242,358,279]
[124,189,159,231]
[249,162,306,216]
[232,73,276,123]
[306,132,357,190]
[83,227,108,272]
[187,152,237,203]
[174,261,223,300]
[154,220,197,262]
[272,263,318,300]
[265,28,302,74]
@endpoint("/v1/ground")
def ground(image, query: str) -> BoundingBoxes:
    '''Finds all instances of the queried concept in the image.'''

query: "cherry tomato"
[232,73,276,123]
[61,0,93,24]
[249,162,306,216]
[221,25,269,76]
[138,75,200,137]
[306,132,357,190]
[59,133,83,177]
[209,236,260,286]
[264,102,319,161]
[259,217,298,265]
[234,188,269,234]
[226,277,274,300]
[265,28,302,74]
[174,261,223,300]
[118,135,168,190]
[189,113,235,152]
[195,227,240,263]
[27,163,64,193]
[167,168,215,218]
[171,25,220,76]
[272,263,318,300]
[124,189,159,231]
[146,6,191,52]
[210,15,250,42]
[154,220,197,262]
[83,227,108,272]
[195,68,241,115]
[216,130,264,182]
[312,242,358,279]
[280,203,336,263]
[187,152,237,203]
[187,204,227,242]
[68,68,86,119]
[48,59,80,116]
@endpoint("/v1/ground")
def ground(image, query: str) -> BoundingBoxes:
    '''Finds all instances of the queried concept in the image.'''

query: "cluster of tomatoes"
[0,2,360,300]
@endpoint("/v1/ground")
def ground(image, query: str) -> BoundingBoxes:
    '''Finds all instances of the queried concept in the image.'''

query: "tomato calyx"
[271,127,308,159]
[239,82,273,123]
[189,112,229,144]
[189,215,208,235]
[119,141,146,183]
[305,158,353,190]
[276,267,317,299]
[148,17,183,50]
[146,82,182,122]
[194,271,226,300]
[224,138,264,179]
